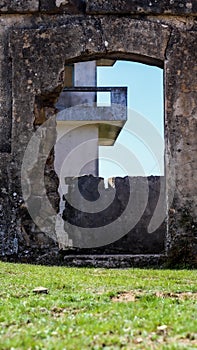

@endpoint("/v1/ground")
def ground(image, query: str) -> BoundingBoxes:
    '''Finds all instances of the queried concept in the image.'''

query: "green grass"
[0,262,196,349]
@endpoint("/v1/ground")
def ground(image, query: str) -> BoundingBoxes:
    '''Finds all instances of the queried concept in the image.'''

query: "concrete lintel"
[96,59,116,67]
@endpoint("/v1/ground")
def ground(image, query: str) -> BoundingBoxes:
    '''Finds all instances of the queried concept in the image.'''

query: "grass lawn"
[0,262,196,349]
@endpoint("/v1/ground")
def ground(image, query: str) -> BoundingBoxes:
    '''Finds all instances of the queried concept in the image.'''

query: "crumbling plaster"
[0,0,196,266]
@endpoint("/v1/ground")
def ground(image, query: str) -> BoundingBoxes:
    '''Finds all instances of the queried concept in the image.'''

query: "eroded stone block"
[40,0,86,13]
[86,0,197,15]
[0,0,39,13]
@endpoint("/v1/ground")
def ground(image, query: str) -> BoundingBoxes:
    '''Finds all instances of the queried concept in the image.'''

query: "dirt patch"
[111,290,197,302]
[50,306,86,318]
[111,291,142,302]
[155,291,197,300]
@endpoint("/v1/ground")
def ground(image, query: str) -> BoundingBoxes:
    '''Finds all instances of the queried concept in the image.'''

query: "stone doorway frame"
[9,16,196,265]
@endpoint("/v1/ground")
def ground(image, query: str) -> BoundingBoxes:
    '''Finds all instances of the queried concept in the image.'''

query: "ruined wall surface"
[0,0,196,266]
[62,175,166,255]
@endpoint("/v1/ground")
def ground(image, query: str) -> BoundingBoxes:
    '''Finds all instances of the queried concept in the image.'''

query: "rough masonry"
[0,0,196,267]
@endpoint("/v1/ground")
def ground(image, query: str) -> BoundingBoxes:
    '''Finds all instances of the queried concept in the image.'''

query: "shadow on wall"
[61,175,166,255]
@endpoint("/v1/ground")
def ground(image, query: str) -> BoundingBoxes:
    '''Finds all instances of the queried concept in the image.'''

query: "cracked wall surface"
[0,0,196,267]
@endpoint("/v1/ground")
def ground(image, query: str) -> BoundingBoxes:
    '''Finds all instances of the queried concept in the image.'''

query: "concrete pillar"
[54,61,99,217]
[56,61,96,109]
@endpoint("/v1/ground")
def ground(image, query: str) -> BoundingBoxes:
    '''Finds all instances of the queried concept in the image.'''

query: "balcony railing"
[62,86,127,107]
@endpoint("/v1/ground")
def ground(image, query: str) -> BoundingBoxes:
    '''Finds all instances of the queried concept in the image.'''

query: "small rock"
[32,286,49,294]
[134,337,143,344]
[157,325,168,334]
[40,307,48,312]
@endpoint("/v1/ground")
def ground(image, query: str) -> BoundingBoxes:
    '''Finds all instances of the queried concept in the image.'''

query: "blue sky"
[97,61,164,178]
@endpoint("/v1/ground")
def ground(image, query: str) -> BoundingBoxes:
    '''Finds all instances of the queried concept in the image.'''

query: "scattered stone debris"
[32,286,49,294]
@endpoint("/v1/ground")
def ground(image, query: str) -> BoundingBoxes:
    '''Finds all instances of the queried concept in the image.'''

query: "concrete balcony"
[56,86,127,145]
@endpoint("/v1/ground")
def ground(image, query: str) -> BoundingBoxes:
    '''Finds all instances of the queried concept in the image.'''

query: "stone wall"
[62,175,166,255]
[0,0,196,267]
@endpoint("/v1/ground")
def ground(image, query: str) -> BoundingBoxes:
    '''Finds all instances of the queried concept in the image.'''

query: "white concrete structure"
[54,59,127,248]
[55,61,98,179]
[54,59,127,212]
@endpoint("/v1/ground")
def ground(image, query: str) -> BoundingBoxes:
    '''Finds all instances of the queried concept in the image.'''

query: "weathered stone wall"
[62,175,166,255]
[0,0,196,267]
